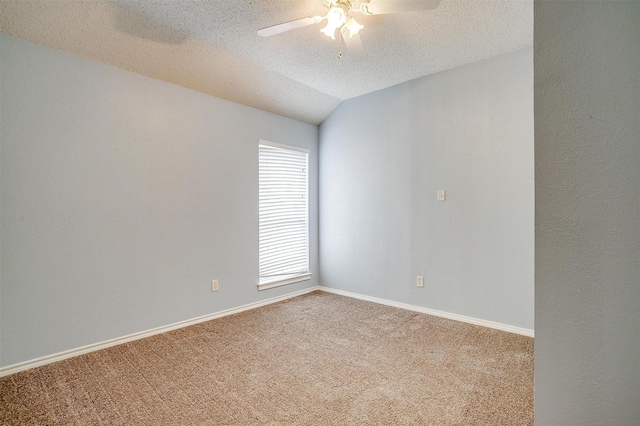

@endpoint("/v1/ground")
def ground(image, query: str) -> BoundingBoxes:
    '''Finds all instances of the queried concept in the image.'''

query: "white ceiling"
[1,0,532,124]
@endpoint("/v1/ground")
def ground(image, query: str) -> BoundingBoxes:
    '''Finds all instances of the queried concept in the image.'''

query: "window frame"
[257,139,311,291]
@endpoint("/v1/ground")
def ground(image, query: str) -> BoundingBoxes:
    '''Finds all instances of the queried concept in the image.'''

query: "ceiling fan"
[257,0,441,61]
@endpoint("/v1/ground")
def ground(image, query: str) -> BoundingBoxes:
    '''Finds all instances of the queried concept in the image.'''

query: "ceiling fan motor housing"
[323,0,361,11]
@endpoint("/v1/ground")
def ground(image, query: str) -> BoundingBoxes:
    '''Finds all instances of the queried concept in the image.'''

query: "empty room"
[0,0,638,425]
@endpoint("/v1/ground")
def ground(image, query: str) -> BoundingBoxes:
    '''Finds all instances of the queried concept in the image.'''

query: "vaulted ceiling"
[0,0,532,125]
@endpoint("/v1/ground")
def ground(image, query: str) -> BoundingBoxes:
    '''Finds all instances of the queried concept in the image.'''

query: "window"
[258,140,311,290]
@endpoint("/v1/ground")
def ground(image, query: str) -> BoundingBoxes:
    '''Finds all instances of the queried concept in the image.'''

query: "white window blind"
[259,141,310,289]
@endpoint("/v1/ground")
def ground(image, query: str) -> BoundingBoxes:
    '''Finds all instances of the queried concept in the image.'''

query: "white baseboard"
[319,287,534,338]
[1,284,532,377]
[0,286,321,378]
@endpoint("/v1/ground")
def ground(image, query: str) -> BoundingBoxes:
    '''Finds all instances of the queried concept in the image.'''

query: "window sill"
[257,273,312,291]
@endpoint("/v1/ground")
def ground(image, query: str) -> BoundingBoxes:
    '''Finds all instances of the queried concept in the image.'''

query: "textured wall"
[534,1,640,424]
[0,34,319,367]
[319,48,534,330]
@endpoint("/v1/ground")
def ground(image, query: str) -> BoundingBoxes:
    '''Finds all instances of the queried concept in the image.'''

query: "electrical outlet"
[417,276,424,288]
[211,279,219,292]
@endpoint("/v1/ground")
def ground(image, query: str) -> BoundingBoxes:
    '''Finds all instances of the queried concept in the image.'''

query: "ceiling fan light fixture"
[359,2,373,15]
[320,22,338,39]
[326,6,347,27]
[321,5,347,39]
[342,17,364,38]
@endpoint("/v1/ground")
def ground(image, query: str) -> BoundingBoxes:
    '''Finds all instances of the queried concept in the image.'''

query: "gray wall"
[319,48,534,330]
[0,34,319,367]
[534,2,640,424]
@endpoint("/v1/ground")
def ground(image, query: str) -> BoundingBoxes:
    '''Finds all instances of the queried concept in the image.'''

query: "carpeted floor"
[0,291,533,425]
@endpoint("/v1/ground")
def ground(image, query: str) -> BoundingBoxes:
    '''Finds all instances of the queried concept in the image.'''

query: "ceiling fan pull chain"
[337,31,343,59]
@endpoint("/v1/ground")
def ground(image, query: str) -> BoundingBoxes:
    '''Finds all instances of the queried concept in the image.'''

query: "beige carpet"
[0,291,533,425]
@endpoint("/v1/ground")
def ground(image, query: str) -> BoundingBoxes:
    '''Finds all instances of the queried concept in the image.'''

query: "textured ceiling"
[1,1,532,124]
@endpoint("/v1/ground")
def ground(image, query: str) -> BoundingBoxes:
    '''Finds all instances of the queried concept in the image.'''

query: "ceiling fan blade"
[341,31,367,62]
[257,16,323,37]
[361,0,441,15]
